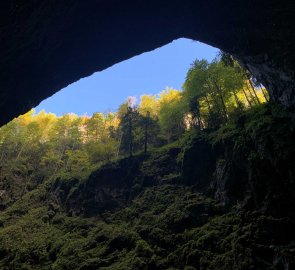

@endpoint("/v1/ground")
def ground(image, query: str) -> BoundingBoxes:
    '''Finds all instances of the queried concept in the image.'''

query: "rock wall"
[181,108,295,219]
[1,0,294,125]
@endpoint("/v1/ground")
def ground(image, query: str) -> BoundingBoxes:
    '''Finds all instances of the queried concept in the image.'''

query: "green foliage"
[158,88,186,142]
[0,52,288,270]
[0,110,121,209]
[0,104,294,269]
[183,57,269,129]
[118,89,186,156]
[0,57,266,197]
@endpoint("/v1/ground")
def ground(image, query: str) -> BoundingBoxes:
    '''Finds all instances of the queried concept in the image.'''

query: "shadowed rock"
[1,0,294,125]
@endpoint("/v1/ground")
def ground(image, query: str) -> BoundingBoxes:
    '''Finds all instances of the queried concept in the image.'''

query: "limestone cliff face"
[1,0,295,125]
[0,106,294,269]
[182,116,295,219]
[44,106,295,269]
[53,147,181,217]
[58,106,295,223]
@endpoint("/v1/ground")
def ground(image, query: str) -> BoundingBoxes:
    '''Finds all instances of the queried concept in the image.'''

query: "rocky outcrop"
[182,108,295,219]
[0,106,294,269]
[51,105,295,225]
[1,0,295,125]
[53,147,181,216]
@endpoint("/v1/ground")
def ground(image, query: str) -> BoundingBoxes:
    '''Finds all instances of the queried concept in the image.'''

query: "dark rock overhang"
[1,0,294,125]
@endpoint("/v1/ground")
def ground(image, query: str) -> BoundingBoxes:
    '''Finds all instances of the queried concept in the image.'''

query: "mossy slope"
[0,105,295,270]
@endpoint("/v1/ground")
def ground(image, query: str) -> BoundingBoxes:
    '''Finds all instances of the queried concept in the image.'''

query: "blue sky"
[35,38,219,116]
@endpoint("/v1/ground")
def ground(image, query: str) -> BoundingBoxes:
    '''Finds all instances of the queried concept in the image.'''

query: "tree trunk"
[260,86,269,102]
[242,87,252,107]
[15,143,25,162]
[213,81,228,120]
[144,111,150,154]
[128,111,133,157]
[197,114,203,129]
[245,82,258,105]
[232,89,242,109]
[247,77,261,104]
[117,131,123,158]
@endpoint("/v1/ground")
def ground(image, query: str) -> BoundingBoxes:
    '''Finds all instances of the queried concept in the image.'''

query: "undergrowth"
[0,104,294,269]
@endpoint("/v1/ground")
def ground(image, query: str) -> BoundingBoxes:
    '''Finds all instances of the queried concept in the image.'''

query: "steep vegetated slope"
[0,104,294,270]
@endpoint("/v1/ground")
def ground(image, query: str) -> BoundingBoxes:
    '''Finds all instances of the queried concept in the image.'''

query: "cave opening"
[10,36,267,161]
[0,36,269,171]
[34,38,218,116]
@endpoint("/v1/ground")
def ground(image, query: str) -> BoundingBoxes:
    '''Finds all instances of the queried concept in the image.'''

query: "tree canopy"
[0,56,269,209]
